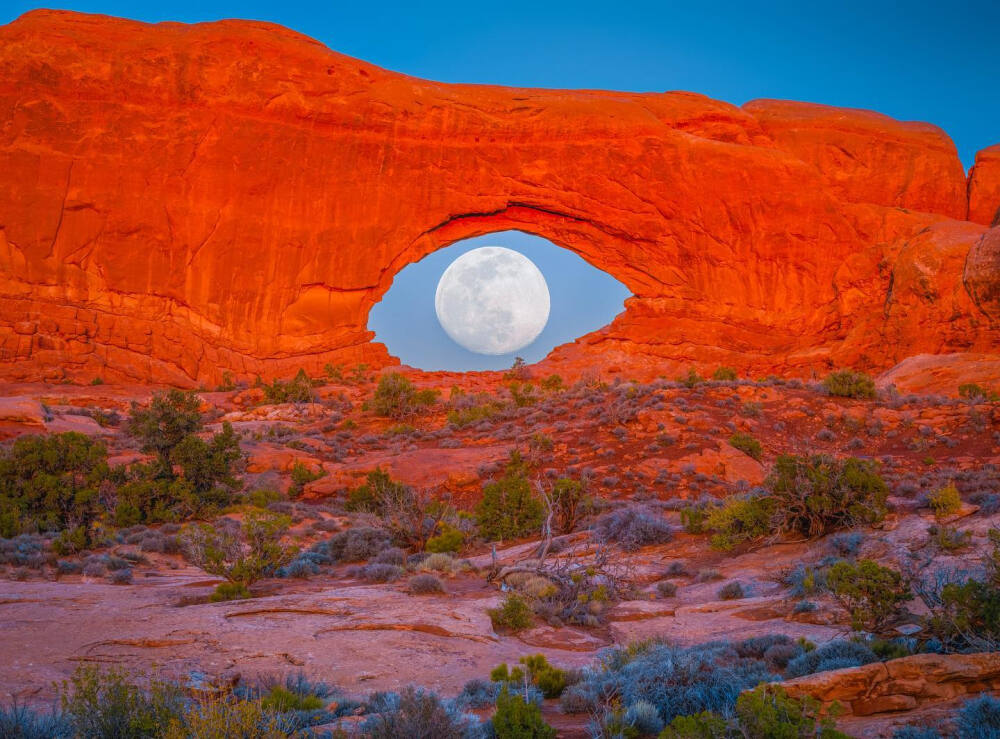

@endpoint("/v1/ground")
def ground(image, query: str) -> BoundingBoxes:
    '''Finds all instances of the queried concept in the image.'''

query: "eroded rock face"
[0,10,997,385]
[969,144,1000,226]
[778,652,1000,717]
[965,227,1000,328]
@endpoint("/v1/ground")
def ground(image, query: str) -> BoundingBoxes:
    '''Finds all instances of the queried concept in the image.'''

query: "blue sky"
[369,232,630,371]
[5,1,997,369]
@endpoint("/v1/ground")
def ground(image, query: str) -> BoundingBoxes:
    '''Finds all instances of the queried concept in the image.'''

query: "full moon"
[435,246,550,355]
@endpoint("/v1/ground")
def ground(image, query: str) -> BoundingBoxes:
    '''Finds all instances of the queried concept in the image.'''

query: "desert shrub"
[126,389,203,460]
[60,665,186,738]
[929,524,971,552]
[425,523,464,553]
[712,367,738,381]
[360,563,404,582]
[488,593,534,632]
[828,531,864,557]
[767,455,888,539]
[784,639,877,678]
[492,655,567,699]
[622,699,664,735]
[369,373,439,419]
[657,580,678,598]
[678,369,704,388]
[929,578,1000,651]
[573,638,779,725]
[717,582,744,600]
[785,563,832,598]
[181,511,296,589]
[346,468,406,512]
[326,526,392,562]
[958,383,999,402]
[110,568,133,585]
[288,462,323,496]
[735,684,847,739]
[728,433,762,461]
[703,495,772,551]
[210,582,251,602]
[373,546,406,565]
[492,686,556,738]
[680,504,710,535]
[927,483,961,518]
[163,695,287,738]
[260,685,323,713]
[0,432,112,545]
[592,505,673,551]
[361,685,476,739]
[120,391,242,525]
[956,694,1000,739]
[456,679,498,710]
[419,552,455,572]
[549,476,590,534]
[0,702,71,738]
[660,710,728,738]
[347,469,451,551]
[827,559,910,632]
[259,369,316,404]
[823,369,876,399]
[476,453,544,541]
[409,573,445,594]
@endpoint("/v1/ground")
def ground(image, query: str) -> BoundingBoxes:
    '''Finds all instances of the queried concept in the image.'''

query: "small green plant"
[827,559,910,632]
[704,495,772,551]
[425,523,465,553]
[735,685,847,738]
[823,369,876,399]
[368,373,439,419]
[717,582,744,600]
[959,382,999,402]
[491,654,567,698]
[927,483,961,518]
[181,511,297,591]
[260,685,323,712]
[929,524,972,552]
[210,582,251,602]
[711,366,737,381]
[680,505,710,534]
[488,593,534,632]
[60,665,185,736]
[475,452,544,541]
[323,363,344,382]
[289,461,324,496]
[503,356,530,381]
[728,432,762,461]
[90,376,105,386]
[549,476,589,534]
[660,710,728,738]
[677,369,704,388]
[540,374,564,392]
[260,369,315,404]
[492,686,556,738]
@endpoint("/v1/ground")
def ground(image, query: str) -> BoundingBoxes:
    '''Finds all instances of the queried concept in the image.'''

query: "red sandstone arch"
[0,10,997,385]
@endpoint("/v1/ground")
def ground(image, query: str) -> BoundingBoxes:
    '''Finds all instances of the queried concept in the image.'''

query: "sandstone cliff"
[0,10,997,384]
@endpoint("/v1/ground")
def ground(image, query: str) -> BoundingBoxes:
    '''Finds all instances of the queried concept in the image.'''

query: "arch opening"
[369,230,631,371]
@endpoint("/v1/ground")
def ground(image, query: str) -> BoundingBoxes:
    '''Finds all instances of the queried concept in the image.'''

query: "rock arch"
[0,10,997,385]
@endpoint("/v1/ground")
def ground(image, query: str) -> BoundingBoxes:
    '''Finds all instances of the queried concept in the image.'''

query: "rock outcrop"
[969,144,1000,226]
[0,10,998,384]
[778,652,1000,717]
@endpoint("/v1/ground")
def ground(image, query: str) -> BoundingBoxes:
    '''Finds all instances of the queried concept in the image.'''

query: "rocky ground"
[0,364,998,736]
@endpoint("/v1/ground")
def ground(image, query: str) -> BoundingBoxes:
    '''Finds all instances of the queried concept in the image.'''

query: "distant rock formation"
[0,10,997,384]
